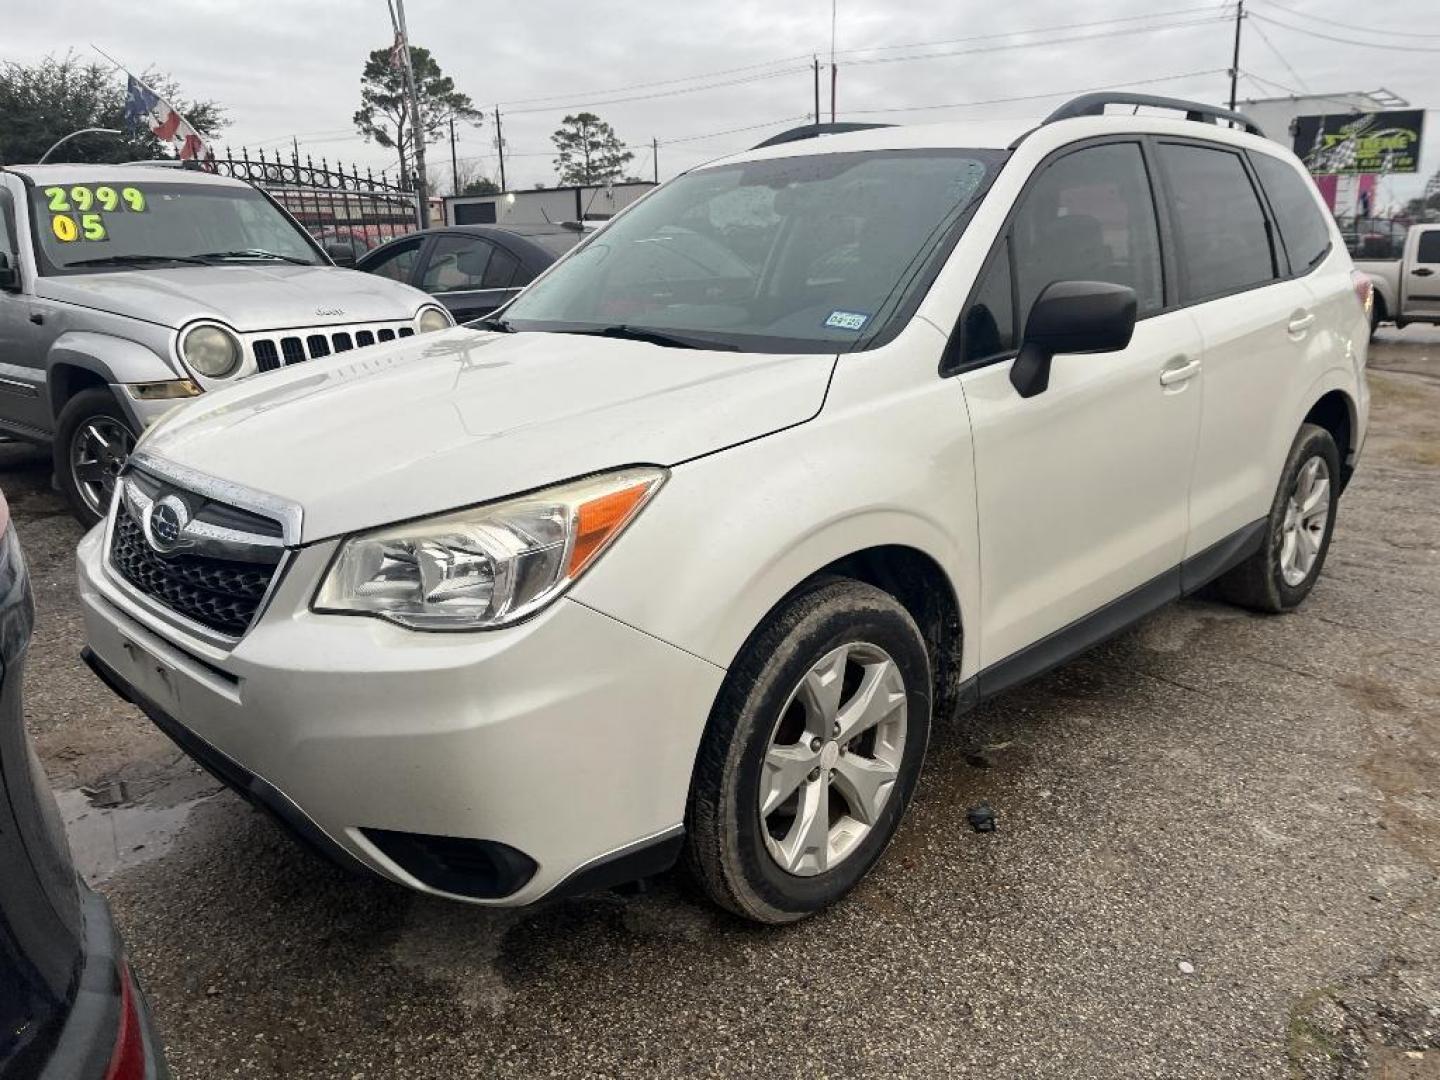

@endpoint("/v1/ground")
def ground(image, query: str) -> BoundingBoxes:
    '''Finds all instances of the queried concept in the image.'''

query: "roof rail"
[1044,93,1266,138]
[751,122,895,150]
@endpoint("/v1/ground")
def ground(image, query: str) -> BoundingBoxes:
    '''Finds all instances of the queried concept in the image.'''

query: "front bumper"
[77,526,725,905]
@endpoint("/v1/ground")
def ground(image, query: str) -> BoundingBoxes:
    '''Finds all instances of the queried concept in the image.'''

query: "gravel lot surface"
[8,329,1439,1079]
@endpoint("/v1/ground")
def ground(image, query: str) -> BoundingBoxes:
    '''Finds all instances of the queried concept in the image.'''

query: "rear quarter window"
[1251,153,1332,275]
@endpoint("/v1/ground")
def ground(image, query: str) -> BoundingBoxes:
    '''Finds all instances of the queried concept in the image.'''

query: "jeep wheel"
[55,389,137,527]
[686,577,931,923]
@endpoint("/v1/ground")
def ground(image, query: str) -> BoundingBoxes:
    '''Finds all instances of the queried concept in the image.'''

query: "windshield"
[29,179,322,274]
[502,148,1004,353]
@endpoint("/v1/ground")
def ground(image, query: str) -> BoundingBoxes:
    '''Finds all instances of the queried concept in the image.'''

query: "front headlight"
[180,323,242,378]
[314,467,665,630]
[416,305,452,334]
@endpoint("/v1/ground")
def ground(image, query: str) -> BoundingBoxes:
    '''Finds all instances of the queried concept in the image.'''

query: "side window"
[365,238,422,283]
[1010,142,1165,323]
[1417,231,1440,265]
[421,235,493,293]
[0,190,15,256]
[1251,153,1332,275]
[960,243,1015,364]
[481,246,520,289]
[1158,143,1276,302]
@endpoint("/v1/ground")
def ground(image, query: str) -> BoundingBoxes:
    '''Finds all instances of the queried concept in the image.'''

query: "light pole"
[38,128,123,164]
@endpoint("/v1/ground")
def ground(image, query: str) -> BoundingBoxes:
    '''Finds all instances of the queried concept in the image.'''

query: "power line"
[1247,17,1311,94]
[843,16,1233,69]
[492,6,1233,118]
[1249,11,1440,52]
[843,69,1230,117]
[1250,0,1440,40]
[830,5,1228,60]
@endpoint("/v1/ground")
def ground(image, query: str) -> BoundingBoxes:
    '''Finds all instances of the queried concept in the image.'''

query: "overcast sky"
[4,0,1437,204]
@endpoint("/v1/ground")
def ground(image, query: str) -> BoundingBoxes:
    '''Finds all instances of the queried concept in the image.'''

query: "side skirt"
[958,519,1267,709]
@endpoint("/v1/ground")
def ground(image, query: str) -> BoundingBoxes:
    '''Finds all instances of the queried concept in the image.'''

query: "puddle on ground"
[56,787,217,884]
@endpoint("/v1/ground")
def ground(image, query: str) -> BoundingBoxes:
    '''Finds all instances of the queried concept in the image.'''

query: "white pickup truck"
[1352,221,1440,333]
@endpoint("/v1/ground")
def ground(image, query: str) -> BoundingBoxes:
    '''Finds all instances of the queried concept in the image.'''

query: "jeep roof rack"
[751,122,895,150]
[1044,93,1265,138]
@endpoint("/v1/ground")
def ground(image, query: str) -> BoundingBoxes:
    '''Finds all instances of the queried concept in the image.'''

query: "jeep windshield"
[499,148,1005,354]
[29,179,322,275]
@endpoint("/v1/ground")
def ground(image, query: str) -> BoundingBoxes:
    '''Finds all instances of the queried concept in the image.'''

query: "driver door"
[953,140,1203,684]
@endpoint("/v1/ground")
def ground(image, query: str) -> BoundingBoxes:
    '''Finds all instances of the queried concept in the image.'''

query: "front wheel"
[686,578,932,923]
[54,388,137,527]
[1214,423,1340,613]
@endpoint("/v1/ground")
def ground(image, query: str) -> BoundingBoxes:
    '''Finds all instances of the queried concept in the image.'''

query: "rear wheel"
[1214,423,1340,613]
[686,578,931,923]
[54,388,137,527]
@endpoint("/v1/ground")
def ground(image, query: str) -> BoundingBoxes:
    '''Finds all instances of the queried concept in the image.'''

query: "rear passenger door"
[419,234,523,322]
[1156,141,1323,565]
[955,140,1204,672]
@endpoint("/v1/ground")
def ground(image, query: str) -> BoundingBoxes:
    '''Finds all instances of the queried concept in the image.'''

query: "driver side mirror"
[0,252,18,292]
[324,240,358,268]
[1009,280,1137,398]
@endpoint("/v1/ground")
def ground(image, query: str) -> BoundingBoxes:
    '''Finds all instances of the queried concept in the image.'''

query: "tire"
[54,388,138,528]
[685,577,932,924]
[1213,423,1341,614]
[1370,293,1387,337]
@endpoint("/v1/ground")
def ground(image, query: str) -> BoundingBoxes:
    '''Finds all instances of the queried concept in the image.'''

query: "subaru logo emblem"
[144,495,190,555]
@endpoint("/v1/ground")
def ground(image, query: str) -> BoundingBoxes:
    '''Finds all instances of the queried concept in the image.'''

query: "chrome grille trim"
[128,452,303,545]
[242,320,417,375]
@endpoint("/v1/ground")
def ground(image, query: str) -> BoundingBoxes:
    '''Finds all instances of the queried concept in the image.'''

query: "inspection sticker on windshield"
[824,310,870,331]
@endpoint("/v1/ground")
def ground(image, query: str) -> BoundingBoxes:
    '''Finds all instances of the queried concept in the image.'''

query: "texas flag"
[122,75,213,163]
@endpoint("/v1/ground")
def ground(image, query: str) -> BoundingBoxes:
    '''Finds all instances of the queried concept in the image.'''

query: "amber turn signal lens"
[568,481,656,577]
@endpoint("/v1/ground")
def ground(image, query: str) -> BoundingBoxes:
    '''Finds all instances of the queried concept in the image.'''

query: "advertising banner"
[1293,110,1425,174]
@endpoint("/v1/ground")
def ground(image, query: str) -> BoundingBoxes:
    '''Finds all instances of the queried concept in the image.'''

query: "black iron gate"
[210,147,420,254]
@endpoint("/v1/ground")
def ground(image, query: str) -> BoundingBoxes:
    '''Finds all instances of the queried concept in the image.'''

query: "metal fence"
[210,147,420,253]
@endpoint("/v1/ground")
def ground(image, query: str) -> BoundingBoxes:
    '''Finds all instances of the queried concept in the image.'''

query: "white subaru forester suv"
[78,95,1371,923]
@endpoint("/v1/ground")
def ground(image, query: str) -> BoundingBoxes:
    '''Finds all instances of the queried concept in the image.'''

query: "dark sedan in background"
[0,489,167,1080]
[355,224,583,323]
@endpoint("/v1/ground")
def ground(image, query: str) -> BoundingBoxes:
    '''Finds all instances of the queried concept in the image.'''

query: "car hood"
[35,265,430,332]
[138,328,834,542]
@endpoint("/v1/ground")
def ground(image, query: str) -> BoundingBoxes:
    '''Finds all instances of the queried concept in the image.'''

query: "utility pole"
[651,137,659,183]
[1228,0,1244,113]
[494,106,506,192]
[812,56,821,125]
[449,114,458,195]
[829,0,837,123]
[393,0,429,226]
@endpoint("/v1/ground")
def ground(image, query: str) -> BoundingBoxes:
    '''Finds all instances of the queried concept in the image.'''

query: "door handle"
[1159,358,1201,386]
[28,312,43,325]
[1287,313,1316,334]
[1414,267,1435,277]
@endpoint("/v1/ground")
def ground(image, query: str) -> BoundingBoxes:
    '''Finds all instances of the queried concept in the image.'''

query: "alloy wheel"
[759,641,908,877]
[1279,455,1330,586]
[70,417,135,518]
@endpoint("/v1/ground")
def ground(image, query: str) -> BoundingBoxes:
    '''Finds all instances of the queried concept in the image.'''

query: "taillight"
[1351,270,1375,318]
[104,963,147,1080]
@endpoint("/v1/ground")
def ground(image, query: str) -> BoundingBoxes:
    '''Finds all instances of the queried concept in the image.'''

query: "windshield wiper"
[473,314,515,332]
[554,324,737,351]
[197,249,313,265]
[62,253,211,268]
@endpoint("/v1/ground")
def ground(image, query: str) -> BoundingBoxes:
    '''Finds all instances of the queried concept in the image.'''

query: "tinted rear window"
[1158,143,1277,302]
[1251,153,1332,274]
[1418,231,1440,264]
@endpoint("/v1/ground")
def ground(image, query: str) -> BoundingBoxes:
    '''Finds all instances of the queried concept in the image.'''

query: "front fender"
[571,377,980,680]
[47,331,181,422]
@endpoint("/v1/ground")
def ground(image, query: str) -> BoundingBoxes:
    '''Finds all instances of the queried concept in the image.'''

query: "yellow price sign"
[51,214,78,243]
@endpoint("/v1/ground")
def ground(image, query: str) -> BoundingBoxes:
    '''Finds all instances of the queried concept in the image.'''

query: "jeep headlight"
[180,323,242,378]
[415,305,452,334]
[314,467,664,629]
